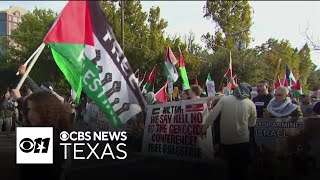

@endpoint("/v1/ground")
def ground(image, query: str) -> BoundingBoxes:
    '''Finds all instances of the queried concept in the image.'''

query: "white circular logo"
[60,131,69,141]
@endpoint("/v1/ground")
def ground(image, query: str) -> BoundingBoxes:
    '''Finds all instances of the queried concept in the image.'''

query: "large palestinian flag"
[43,1,145,127]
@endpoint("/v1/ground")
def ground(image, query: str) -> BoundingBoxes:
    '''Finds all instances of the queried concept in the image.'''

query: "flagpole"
[15,44,43,75]
[16,43,46,90]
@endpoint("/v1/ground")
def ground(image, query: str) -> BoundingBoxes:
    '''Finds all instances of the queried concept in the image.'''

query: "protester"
[18,65,64,103]
[201,81,257,180]
[11,89,72,180]
[209,98,223,156]
[251,80,273,158]
[189,85,202,99]
[0,90,13,135]
[266,86,303,118]
[299,94,313,117]
[179,90,190,100]
[252,80,273,119]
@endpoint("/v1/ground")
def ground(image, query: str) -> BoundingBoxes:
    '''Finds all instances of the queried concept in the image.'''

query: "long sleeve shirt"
[204,95,257,145]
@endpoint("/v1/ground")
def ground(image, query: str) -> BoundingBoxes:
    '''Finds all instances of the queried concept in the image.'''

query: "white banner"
[142,98,214,162]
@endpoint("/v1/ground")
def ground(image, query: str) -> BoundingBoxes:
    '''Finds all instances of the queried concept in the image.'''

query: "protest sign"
[254,117,320,159]
[142,97,214,162]
[206,81,216,97]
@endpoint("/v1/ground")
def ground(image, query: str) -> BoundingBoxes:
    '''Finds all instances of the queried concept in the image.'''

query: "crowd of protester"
[1,64,320,180]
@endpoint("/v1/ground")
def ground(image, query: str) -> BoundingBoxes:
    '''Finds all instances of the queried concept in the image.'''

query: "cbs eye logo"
[19,138,50,153]
[16,127,53,164]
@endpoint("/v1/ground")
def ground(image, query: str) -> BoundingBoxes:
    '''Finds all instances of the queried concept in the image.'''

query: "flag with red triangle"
[223,81,232,95]
[164,46,179,82]
[138,71,147,87]
[282,74,289,87]
[291,79,302,99]
[274,75,281,91]
[143,66,156,92]
[43,1,144,127]
[155,82,168,103]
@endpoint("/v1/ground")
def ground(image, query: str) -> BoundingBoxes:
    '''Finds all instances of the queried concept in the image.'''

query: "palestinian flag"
[291,79,302,99]
[222,82,232,96]
[282,74,289,87]
[178,51,190,90]
[224,52,232,82]
[43,1,145,127]
[286,64,296,86]
[143,66,156,92]
[155,82,168,103]
[274,75,281,91]
[138,71,147,87]
[164,46,179,82]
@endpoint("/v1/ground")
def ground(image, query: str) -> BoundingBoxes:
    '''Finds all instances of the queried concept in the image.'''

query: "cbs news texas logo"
[16,127,53,164]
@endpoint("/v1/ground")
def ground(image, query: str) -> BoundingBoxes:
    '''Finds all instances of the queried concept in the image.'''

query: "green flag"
[43,1,145,127]
[178,51,190,90]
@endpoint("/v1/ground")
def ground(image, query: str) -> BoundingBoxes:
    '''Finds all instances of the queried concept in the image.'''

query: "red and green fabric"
[222,82,232,96]
[164,46,179,82]
[286,64,296,86]
[274,75,281,90]
[282,74,289,87]
[155,83,168,103]
[144,66,156,92]
[178,51,190,90]
[43,1,144,127]
[291,79,302,99]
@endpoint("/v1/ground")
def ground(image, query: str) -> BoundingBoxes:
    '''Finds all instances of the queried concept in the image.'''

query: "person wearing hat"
[201,79,257,180]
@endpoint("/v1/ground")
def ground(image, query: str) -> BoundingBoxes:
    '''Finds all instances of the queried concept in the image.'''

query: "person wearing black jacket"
[252,80,274,119]
[251,81,274,163]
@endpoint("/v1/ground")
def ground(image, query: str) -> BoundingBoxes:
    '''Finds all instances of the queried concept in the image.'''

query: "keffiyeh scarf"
[267,97,298,117]
[233,83,252,100]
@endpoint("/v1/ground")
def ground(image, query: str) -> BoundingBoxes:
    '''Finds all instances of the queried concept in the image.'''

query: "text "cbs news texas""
[16,127,128,164]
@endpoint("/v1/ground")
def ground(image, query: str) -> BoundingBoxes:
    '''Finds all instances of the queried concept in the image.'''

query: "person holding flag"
[15,1,145,129]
